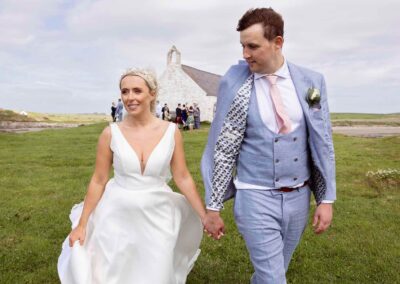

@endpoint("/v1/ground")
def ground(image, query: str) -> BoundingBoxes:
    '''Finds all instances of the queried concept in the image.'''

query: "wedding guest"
[181,104,188,130]
[161,103,168,120]
[155,100,162,118]
[116,98,124,122]
[187,106,195,131]
[111,101,117,122]
[175,103,183,129]
[193,103,201,129]
[163,104,171,121]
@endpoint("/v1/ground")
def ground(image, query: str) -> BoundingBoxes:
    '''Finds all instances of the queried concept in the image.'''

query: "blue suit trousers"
[234,186,311,284]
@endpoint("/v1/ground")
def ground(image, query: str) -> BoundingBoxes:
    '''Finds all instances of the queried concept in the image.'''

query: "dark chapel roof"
[181,65,221,97]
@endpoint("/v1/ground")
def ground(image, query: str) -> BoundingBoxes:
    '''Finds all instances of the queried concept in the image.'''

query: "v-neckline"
[115,123,171,175]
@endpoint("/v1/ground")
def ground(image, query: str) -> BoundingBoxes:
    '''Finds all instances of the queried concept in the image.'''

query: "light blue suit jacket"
[201,61,336,207]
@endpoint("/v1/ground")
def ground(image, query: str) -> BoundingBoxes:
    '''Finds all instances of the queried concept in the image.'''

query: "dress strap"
[167,122,176,139]
[166,122,176,154]
[109,123,118,152]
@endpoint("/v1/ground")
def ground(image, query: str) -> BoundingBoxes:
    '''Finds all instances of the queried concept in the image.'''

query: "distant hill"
[0,109,109,123]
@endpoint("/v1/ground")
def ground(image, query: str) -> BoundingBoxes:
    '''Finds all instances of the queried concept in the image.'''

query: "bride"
[58,68,206,284]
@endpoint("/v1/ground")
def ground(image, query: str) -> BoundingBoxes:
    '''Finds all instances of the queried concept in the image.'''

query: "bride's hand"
[202,211,225,240]
[69,225,86,247]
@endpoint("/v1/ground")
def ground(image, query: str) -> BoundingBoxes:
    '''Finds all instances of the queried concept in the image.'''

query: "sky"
[0,0,399,114]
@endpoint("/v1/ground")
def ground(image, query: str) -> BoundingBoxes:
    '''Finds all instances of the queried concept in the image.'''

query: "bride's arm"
[171,127,206,222]
[69,126,113,246]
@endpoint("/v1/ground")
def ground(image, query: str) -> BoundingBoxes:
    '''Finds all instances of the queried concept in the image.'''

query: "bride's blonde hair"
[119,68,158,113]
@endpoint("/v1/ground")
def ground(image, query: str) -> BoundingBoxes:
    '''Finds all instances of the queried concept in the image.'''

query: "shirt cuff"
[206,206,221,212]
[321,200,334,204]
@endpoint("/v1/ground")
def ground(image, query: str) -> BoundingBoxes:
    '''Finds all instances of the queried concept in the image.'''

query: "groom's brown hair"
[237,8,284,41]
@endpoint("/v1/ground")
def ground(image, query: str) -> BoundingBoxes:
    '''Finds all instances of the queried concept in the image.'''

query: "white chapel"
[158,46,221,122]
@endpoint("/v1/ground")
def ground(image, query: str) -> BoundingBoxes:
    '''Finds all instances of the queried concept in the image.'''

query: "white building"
[158,46,221,122]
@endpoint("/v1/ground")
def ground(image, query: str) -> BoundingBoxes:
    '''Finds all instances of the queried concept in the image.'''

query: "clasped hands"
[202,210,225,240]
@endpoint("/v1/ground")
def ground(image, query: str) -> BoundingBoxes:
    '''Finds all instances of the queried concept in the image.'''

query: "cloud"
[0,0,399,114]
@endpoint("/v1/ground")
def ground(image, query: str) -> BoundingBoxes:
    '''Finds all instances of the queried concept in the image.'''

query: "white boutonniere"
[306,88,321,108]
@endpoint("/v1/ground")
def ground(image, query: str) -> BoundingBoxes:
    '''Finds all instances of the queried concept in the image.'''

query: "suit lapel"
[287,62,311,119]
[287,62,322,135]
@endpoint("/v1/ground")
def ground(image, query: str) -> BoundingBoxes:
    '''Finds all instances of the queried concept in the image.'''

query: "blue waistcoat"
[236,90,311,188]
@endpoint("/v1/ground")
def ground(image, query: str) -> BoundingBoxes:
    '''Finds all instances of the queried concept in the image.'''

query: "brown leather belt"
[277,180,309,192]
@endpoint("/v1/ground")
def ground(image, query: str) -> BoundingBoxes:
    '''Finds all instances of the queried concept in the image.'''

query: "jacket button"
[293,137,297,141]
[294,158,298,162]
[275,178,280,182]
[275,138,279,143]
[275,159,279,163]
[293,177,298,181]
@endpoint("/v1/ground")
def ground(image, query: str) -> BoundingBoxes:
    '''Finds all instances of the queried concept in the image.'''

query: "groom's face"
[240,23,281,74]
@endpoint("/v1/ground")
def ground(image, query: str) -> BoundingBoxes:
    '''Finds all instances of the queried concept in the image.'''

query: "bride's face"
[120,75,155,116]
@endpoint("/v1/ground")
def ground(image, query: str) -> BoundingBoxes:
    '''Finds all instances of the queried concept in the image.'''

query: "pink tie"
[265,75,292,134]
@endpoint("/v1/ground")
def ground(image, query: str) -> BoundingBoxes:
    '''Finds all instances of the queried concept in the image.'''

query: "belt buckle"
[278,187,295,192]
[277,180,308,192]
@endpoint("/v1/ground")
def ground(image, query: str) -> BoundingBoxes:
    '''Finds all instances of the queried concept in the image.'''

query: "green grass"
[0,124,399,283]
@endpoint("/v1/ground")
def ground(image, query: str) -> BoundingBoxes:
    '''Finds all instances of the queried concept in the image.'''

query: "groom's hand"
[312,203,333,234]
[203,210,225,240]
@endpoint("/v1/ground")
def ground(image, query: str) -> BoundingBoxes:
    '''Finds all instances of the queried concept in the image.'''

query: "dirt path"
[1,121,399,137]
[333,126,400,137]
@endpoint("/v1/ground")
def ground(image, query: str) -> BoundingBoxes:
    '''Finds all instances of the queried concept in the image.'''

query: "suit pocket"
[309,107,324,121]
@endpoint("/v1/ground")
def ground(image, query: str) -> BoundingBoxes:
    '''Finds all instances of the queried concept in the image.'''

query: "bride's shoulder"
[92,125,113,153]
[99,125,112,141]
[158,119,170,127]
[156,120,178,139]
[156,119,174,131]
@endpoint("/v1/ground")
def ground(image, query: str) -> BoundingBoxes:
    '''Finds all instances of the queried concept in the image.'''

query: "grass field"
[0,123,399,283]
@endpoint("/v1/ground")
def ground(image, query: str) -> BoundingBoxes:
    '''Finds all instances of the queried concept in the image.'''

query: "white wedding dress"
[58,122,203,284]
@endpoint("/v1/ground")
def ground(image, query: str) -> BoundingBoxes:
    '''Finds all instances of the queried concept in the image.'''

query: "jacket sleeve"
[200,67,240,210]
[201,77,229,209]
[319,75,336,201]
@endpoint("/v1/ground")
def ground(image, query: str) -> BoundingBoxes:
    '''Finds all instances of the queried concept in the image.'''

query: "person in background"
[155,100,162,118]
[116,98,124,122]
[181,104,188,130]
[175,103,183,129]
[187,106,195,131]
[111,101,117,122]
[193,103,201,129]
[161,103,168,120]
[163,104,170,121]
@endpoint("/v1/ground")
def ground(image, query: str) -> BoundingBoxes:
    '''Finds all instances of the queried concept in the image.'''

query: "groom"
[201,8,336,283]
